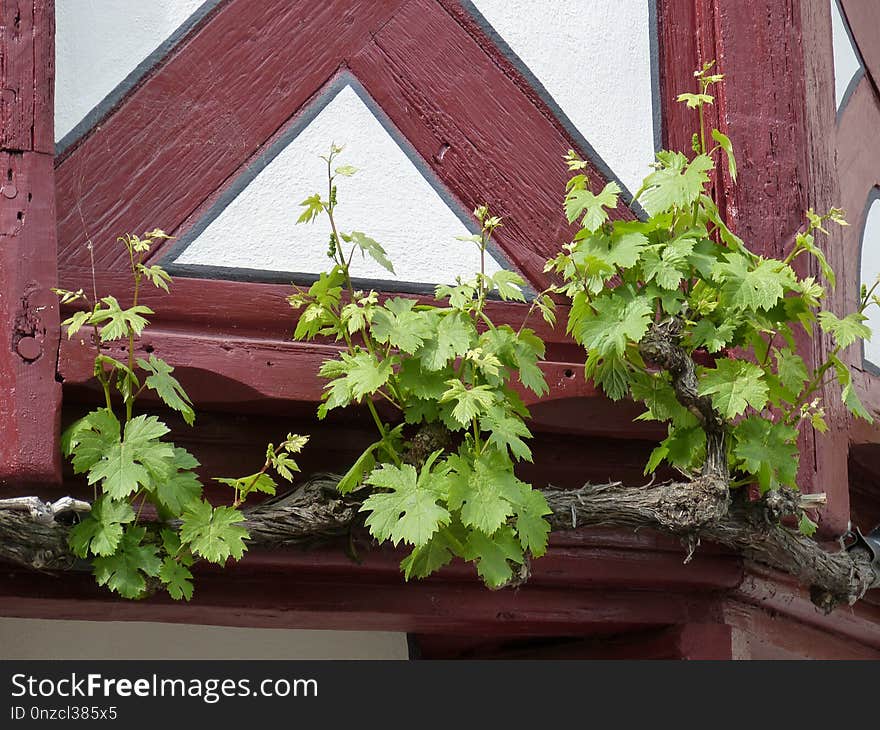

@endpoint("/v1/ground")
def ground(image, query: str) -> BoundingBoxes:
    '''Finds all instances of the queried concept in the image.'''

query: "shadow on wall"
[0,618,409,659]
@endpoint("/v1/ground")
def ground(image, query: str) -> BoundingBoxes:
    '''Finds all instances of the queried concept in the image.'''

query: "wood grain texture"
[0,0,61,486]
[840,0,880,92]
[349,0,635,292]
[706,0,854,534]
[55,0,407,271]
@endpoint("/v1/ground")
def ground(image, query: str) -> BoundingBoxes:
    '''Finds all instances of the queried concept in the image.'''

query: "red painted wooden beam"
[55,0,632,293]
[0,535,740,635]
[0,0,61,486]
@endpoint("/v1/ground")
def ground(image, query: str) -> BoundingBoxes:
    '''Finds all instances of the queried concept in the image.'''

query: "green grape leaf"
[336,442,380,494]
[61,310,92,339]
[642,237,695,290]
[512,328,548,396]
[564,181,621,231]
[400,530,458,581]
[90,296,154,342]
[417,311,475,371]
[446,451,517,535]
[68,497,135,558]
[361,462,451,547]
[180,501,250,564]
[370,298,433,354]
[575,293,653,356]
[637,151,713,215]
[818,310,871,349]
[507,484,551,556]
[138,264,172,293]
[159,557,194,601]
[732,416,799,493]
[480,405,533,461]
[345,231,394,274]
[491,270,526,302]
[318,350,392,417]
[798,513,818,537]
[827,354,872,422]
[439,381,497,428]
[646,424,706,474]
[711,128,737,182]
[690,318,737,353]
[698,359,768,418]
[714,254,795,312]
[774,348,809,394]
[62,408,121,474]
[297,193,324,224]
[462,526,523,589]
[215,473,277,499]
[136,355,195,426]
[92,526,161,600]
[630,372,698,429]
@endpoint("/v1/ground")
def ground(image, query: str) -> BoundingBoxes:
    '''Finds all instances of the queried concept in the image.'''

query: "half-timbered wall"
[1,0,879,659]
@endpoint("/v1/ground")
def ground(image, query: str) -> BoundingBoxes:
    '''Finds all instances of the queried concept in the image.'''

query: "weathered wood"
[349,0,634,292]
[0,473,875,612]
[55,0,409,271]
[840,0,880,92]
[0,0,61,486]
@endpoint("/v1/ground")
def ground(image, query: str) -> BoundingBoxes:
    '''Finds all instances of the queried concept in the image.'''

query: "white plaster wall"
[860,197,880,366]
[0,617,408,659]
[470,0,656,195]
[55,0,204,142]
[830,0,862,110]
[175,83,504,285]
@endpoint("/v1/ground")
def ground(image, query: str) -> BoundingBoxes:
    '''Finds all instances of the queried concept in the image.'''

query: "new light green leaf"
[564,181,621,231]
[416,311,475,371]
[137,355,195,425]
[637,151,713,215]
[90,296,154,342]
[714,254,795,312]
[698,359,768,418]
[711,128,737,182]
[818,310,871,349]
[446,451,516,535]
[370,298,433,354]
[463,526,523,589]
[346,231,394,274]
[732,416,799,493]
[575,293,653,356]
[361,462,451,547]
[180,501,250,564]
[439,381,497,428]
[68,497,135,558]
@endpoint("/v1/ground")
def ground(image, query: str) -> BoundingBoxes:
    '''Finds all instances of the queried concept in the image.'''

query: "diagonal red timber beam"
[0,0,61,486]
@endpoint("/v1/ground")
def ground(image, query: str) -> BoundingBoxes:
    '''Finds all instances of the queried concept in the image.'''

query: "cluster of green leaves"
[546,63,873,535]
[290,146,554,587]
[56,232,306,599]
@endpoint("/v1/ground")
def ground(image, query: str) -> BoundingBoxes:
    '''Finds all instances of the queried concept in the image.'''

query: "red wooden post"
[0,0,61,486]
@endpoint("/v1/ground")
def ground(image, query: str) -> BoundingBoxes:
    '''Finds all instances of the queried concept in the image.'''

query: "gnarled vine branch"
[0,474,875,613]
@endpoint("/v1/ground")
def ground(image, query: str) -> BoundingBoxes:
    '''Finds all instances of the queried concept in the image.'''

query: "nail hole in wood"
[434,143,451,163]
[564,368,575,379]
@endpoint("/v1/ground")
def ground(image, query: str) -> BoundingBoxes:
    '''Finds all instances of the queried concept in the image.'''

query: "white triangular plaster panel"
[174,83,504,285]
[860,196,880,367]
[55,0,205,142]
[469,0,656,195]
[830,0,863,110]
